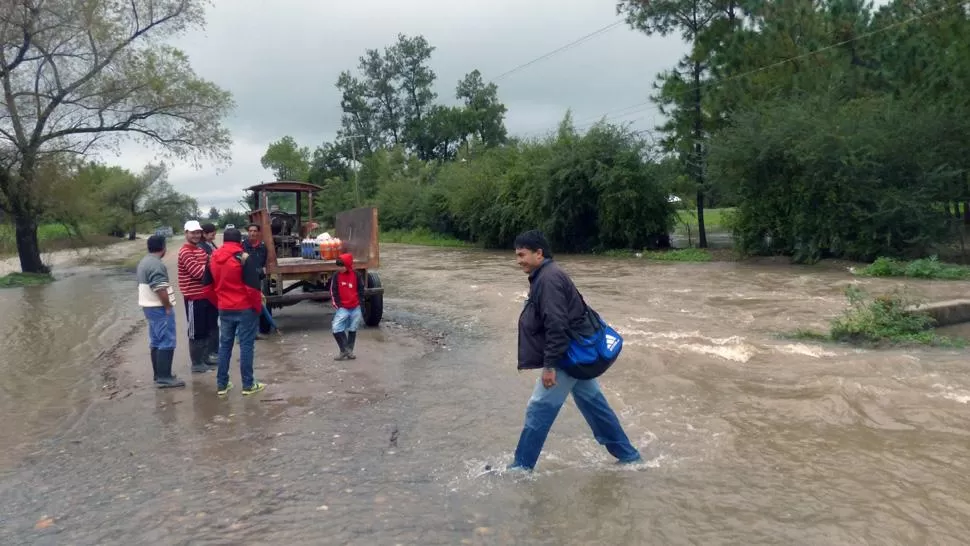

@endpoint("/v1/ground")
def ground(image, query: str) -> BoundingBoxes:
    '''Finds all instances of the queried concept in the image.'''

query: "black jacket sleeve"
[239,252,262,292]
[329,274,342,307]
[536,271,571,369]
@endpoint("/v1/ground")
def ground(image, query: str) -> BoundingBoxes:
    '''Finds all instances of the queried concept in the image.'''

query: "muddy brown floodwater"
[3,242,970,545]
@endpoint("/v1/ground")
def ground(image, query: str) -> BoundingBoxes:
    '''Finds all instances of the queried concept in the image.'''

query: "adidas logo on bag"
[605,333,619,352]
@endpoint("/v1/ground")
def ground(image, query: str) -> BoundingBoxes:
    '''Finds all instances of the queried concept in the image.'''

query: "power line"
[520,1,967,138]
[491,20,625,81]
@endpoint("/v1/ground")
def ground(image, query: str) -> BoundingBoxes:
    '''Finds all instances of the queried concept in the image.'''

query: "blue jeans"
[513,368,641,469]
[331,306,362,333]
[217,309,257,389]
[144,307,176,349]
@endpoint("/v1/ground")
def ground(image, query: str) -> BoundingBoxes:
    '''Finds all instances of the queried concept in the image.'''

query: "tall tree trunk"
[9,156,49,274]
[692,58,707,249]
[14,211,48,274]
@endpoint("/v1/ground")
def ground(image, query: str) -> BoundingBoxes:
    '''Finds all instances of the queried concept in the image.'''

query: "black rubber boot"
[333,332,348,360]
[206,330,219,367]
[155,349,186,388]
[150,348,159,381]
[189,339,210,373]
[346,331,357,360]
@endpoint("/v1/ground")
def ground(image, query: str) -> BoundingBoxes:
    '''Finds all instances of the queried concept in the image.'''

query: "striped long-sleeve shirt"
[177,243,213,300]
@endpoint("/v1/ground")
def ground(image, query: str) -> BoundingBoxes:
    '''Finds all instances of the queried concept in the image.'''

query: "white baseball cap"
[184,220,203,232]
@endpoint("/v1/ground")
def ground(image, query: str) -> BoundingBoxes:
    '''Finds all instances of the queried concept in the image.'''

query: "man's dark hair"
[247,223,260,231]
[201,222,216,233]
[147,235,166,253]
[514,229,553,259]
[223,228,243,243]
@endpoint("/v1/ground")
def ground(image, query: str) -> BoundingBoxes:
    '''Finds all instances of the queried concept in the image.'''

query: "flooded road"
[3,243,970,545]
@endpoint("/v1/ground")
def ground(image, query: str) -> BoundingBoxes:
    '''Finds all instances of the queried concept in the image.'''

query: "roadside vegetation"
[854,256,970,280]
[381,229,472,248]
[7,2,970,280]
[0,272,54,288]
[786,287,962,348]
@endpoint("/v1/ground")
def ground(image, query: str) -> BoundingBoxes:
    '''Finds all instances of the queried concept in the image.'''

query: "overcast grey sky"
[104,0,687,211]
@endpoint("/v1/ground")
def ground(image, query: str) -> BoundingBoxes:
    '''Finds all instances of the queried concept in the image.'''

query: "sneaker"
[333,352,349,361]
[346,352,356,360]
[217,381,233,396]
[241,382,266,395]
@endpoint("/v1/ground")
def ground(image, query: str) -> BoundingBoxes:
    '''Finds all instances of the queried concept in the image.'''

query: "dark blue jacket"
[517,259,595,370]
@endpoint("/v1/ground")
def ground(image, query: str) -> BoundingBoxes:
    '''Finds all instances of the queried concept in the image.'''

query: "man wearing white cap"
[177,220,218,374]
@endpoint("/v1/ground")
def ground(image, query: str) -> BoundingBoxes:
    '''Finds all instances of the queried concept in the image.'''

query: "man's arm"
[146,265,174,312]
[177,247,207,281]
[239,253,263,313]
[537,274,571,370]
[328,274,342,308]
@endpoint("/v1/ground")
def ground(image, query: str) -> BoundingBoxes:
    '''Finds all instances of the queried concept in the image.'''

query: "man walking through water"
[177,220,217,374]
[210,228,266,396]
[508,230,641,471]
[136,235,185,388]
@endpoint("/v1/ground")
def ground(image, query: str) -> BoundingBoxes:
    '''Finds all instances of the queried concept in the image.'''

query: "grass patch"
[380,228,472,248]
[643,248,713,262]
[0,223,114,256]
[674,207,735,236]
[855,255,970,280]
[0,272,54,288]
[782,286,962,348]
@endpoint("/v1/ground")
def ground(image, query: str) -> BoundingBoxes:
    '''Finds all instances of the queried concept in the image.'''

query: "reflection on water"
[0,269,142,468]
[4,245,970,544]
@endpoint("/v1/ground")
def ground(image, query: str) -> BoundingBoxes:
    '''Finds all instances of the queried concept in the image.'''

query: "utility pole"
[349,137,360,206]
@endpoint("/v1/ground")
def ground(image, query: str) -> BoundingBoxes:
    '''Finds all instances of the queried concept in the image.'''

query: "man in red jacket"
[329,252,364,360]
[209,228,266,396]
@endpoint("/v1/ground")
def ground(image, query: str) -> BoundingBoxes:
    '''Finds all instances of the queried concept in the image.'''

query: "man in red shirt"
[329,252,364,360]
[209,228,266,396]
[177,220,217,374]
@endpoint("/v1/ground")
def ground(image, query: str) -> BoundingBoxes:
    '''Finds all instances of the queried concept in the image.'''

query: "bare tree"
[0,0,234,273]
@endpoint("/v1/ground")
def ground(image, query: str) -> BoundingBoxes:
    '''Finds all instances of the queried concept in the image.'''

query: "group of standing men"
[136,222,637,470]
[135,221,268,396]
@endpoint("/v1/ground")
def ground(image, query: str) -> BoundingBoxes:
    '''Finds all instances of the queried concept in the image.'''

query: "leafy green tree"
[261,136,311,181]
[0,0,233,273]
[219,208,249,229]
[618,0,739,248]
[456,70,508,149]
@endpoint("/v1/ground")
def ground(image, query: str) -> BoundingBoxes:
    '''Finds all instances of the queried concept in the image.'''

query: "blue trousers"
[513,368,641,469]
[144,307,176,350]
[217,309,257,390]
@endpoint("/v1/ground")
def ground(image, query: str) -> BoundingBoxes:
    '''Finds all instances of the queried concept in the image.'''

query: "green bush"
[829,286,952,346]
[709,95,957,263]
[858,256,970,280]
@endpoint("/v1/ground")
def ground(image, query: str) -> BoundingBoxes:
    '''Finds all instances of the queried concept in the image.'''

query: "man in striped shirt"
[177,220,218,374]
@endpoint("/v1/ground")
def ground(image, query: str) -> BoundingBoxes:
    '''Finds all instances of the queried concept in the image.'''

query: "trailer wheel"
[362,272,383,327]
